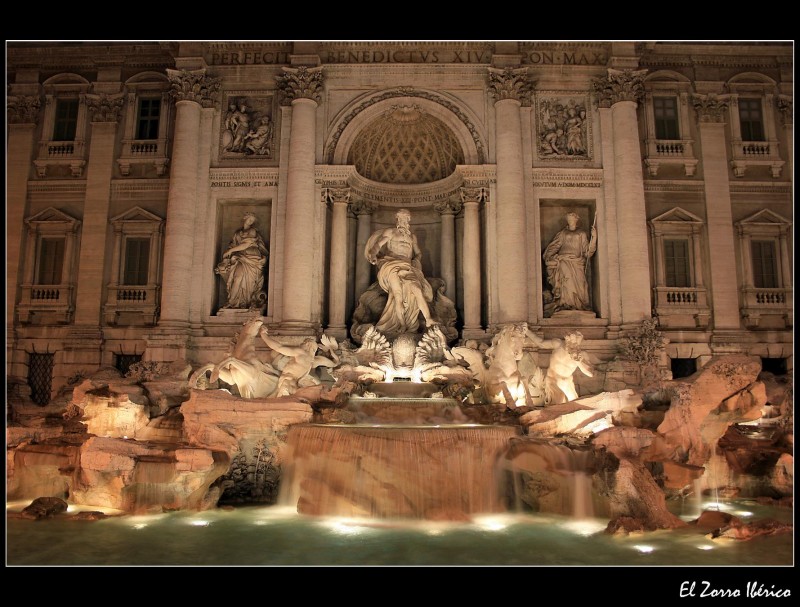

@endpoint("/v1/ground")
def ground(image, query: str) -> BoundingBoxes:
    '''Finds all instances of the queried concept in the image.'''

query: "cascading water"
[501,439,598,519]
[279,395,521,520]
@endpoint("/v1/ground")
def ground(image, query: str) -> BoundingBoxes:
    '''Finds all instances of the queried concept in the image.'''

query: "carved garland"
[692,93,729,123]
[592,69,647,108]
[86,93,125,123]
[7,95,41,124]
[166,68,221,108]
[325,87,486,165]
[487,67,533,105]
[276,66,325,105]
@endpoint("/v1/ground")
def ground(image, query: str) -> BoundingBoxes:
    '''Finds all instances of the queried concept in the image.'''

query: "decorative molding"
[777,95,793,126]
[592,69,647,107]
[643,181,705,193]
[433,198,462,215]
[457,164,496,187]
[27,181,87,194]
[459,186,486,204]
[314,165,355,188]
[325,88,486,165]
[350,198,377,216]
[535,92,592,161]
[209,168,281,183]
[220,93,275,161]
[531,168,603,188]
[692,93,729,123]
[487,67,533,105]
[166,68,221,108]
[346,167,464,208]
[276,66,324,105]
[729,183,792,195]
[85,93,125,123]
[325,187,351,205]
[7,95,41,124]
[110,179,171,194]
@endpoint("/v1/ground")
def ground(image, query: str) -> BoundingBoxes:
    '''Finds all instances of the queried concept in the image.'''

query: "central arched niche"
[347,105,465,184]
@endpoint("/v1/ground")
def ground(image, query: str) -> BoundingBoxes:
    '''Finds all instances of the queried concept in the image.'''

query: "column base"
[324,325,349,341]
[461,326,488,341]
[269,320,320,337]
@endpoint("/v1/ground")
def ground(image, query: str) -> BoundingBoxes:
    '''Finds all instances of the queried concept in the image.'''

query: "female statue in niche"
[216,212,268,309]
[543,212,597,315]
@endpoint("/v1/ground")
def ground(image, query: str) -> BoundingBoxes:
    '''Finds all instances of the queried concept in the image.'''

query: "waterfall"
[280,423,520,520]
[501,439,597,519]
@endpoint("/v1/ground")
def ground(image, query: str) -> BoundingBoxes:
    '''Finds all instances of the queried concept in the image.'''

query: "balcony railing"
[18,283,75,323]
[105,284,160,325]
[645,139,697,176]
[118,138,169,176]
[731,140,784,178]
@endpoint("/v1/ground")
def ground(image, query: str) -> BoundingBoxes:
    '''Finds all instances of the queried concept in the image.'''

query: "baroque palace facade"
[6,41,793,404]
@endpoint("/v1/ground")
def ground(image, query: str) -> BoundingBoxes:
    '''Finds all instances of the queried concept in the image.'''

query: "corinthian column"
[7,96,40,333]
[692,93,740,330]
[488,67,531,324]
[351,198,376,305]
[593,69,651,325]
[777,96,793,181]
[434,198,462,300]
[72,93,124,329]
[276,66,324,332]
[159,69,220,329]
[460,187,484,335]
[325,187,350,339]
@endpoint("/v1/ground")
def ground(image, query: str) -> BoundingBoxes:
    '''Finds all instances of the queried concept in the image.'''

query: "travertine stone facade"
[6,41,793,400]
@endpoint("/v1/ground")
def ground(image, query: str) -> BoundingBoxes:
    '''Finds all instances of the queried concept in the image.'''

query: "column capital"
[459,186,486,205]
[166,68,221,108]
[777,95,793,126]
[7,95,41,124]
[85,93,125,123]
[434,198,462,216]
[324,187,351,206]
[692,93,730,124]
[277,66,325,105]
[351,198,376,216]
[487,66,533,105]
[592,68,647,108]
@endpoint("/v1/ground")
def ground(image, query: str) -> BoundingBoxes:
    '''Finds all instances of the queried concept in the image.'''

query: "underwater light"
[189,520,210,527]
[697,544,714,550]
[633,544,655,553]
[735,510,753,517]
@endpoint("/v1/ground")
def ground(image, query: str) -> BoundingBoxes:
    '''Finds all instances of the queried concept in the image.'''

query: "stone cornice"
[167,68,221,108]
[592,68,647,107]
[7,42,175,70]
[7,95,41,124]
[111,179,171,194]
[643,181,705,193]
[27,181,87,194]
[346,169,464,208]
[276,66,325,105]
[209,168,280,182]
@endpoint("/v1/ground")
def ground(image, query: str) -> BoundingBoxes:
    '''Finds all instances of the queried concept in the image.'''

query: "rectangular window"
[136,98,161,140]
[28,353,55,406]
[664,239,691,288]
[654,96,680,140]
[751,240,778,288]
[53,99,79,141]
[123,237,150,286]
[35,237,65,285]
[739,99,765,142]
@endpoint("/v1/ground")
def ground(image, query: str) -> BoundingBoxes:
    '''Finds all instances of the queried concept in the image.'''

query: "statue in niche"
[351,209,458,344]
[216,212,268,310]
[543,212,597,317]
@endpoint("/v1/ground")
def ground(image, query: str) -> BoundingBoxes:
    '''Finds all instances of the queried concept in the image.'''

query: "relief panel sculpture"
[536,94,591,160]
[220,94,275,159]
